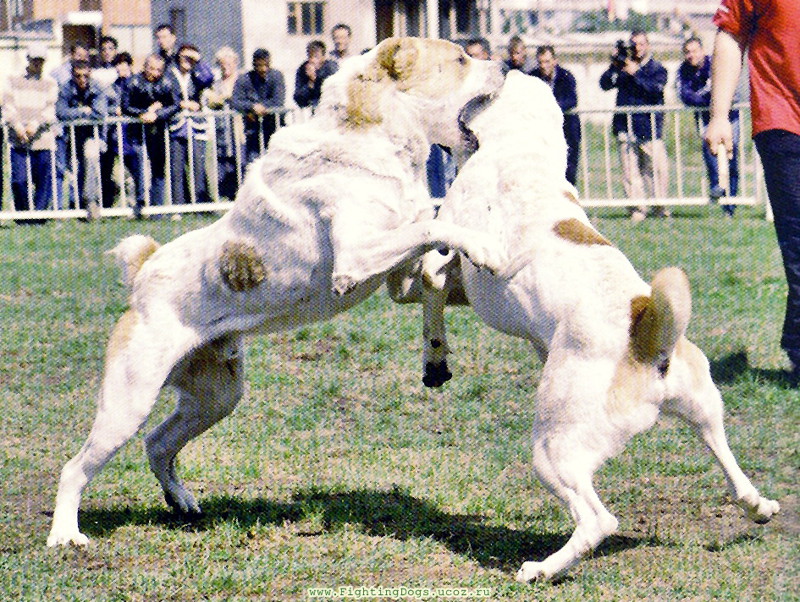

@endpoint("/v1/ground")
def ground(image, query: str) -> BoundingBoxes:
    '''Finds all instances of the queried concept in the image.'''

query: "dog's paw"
[332,274,358,296]
[164,489,202,517]
[47,529,90,548]
[745,496,780,525]
[516,561,550,583]
[423,360,452,388]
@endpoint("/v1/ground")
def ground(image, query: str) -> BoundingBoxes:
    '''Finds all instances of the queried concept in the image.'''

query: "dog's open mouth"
[458,91,499,154]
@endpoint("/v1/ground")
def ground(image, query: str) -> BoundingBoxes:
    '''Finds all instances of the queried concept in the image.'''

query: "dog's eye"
[457,55,468,66]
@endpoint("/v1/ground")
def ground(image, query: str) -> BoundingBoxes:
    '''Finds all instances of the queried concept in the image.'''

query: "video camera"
[611,39,635,68]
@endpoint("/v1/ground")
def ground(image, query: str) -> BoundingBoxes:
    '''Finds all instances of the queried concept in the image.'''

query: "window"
[287,2,325,35]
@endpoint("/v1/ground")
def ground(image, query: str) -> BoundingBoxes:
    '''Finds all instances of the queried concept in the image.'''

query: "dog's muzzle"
[458,91,499,154]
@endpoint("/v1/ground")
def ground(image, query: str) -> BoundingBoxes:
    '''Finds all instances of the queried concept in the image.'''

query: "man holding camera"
[600,30,669,222]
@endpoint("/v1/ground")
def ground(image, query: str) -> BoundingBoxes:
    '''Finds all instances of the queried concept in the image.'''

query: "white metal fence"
[0,103,764,221]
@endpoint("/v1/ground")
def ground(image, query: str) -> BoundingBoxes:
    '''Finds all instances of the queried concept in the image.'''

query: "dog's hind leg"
[419,249,461,387]
[517,425,620,582]
[146,335,245,515]
[664,339,780,524]
[421,282,452,388]
[47,311,201,547]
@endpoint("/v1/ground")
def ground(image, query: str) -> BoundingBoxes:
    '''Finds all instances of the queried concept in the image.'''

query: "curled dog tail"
[107,235,161,291]
[630,267,692,372]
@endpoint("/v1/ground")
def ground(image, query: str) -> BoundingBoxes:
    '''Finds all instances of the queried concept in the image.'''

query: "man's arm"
[154,76,181,122]
[704,29,745,157]
[557,69,578,113]
[266,71,286,107]
[293,63,315,108]
[230,74,256,114]
[191,60,214,92]
[121,78,147,117]
[599,65,620,91]
[89,83,108,120]
[55,85,86,121]
[631,61,667,99]
[677,65,711,107]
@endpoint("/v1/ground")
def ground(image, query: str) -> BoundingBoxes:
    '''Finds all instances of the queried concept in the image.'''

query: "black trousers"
[754,129,800,359]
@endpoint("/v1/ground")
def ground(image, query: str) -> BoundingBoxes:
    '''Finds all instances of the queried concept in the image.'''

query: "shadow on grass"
[79,486,651,572]
[709,350,795,388]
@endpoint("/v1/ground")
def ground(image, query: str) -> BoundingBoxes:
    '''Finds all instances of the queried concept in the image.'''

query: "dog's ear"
[376,38,419,83]
[346,38,419,128]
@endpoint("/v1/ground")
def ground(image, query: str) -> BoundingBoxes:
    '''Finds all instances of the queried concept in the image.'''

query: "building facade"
[148,1,491,94]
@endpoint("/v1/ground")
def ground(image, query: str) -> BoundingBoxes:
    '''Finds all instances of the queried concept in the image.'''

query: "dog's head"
[458,70,567,164]
[321,37,504,149]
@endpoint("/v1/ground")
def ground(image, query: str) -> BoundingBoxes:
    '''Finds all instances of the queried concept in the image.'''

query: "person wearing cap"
[50,42,91,209]
[55,59,108,217]
[231,48,285,165]
[2,44,59,215]
[168,43,214,205]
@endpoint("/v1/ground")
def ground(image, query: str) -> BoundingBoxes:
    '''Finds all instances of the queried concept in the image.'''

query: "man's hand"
[252,103,269,116]
[622,58,639,75]
[704,116,734,159]
[140,111,158,124]
[15,125,30,144]
[180,100,201,111]
[304,61,318,83]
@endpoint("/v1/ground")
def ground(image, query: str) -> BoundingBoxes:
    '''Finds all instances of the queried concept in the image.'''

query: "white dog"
[416,71,780,581]
[47,38,510,547]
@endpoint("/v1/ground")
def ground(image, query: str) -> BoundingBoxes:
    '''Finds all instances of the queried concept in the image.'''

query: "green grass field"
[0,209,797,601]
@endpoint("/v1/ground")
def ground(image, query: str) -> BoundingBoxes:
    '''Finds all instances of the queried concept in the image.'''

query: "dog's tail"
[107,235,161,291]
[630,267,692,371]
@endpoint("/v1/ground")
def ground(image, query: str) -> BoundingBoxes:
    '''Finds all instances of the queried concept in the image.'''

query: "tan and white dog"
[47,38,510,547]
[416,71,780,581]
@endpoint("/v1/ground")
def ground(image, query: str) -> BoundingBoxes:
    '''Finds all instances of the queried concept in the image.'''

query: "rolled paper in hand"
[717,143,729,197]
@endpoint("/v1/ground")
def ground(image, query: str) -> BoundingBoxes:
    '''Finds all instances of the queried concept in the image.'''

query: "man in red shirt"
[706,0,800,385]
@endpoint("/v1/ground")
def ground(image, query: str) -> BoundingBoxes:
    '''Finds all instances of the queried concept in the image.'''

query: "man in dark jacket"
[154,24,179,68]
[600,30,669,221]
[55,59,108,215]
[677,36,739,216]
[531,45,581,186]
[293,40,338,111]
[121,54,180,216]
[231,48,286,166]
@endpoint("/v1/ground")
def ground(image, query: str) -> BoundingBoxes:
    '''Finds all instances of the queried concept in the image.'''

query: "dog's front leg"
[329,219,508,296]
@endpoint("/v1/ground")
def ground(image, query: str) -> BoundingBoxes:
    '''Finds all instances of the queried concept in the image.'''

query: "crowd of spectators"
[0,23,753,222]
[0,23,306,218]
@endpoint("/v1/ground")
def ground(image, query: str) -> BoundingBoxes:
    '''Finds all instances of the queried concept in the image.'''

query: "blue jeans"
[426,145,455,199]
[170,136,208,204]
[10,147,53,211]
[754,129,800,360]
[130,129,168,211]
